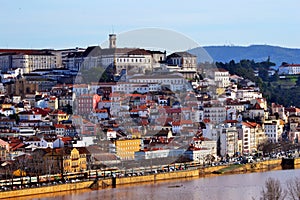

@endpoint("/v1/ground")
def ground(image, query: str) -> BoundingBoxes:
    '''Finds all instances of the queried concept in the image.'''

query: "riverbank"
[0,158,296,199]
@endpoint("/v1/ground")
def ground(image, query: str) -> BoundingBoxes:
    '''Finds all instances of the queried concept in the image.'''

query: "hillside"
[189,45,300,66]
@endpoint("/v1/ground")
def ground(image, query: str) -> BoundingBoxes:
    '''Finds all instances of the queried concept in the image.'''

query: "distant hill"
[189,45,300,67]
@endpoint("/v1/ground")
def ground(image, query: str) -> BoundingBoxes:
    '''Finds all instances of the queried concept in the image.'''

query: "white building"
[203,104,226,124]
[212,68,231,88]
[129,73,187,92]
[278,64,300,75]
[184,137,217,163]
[114,49,154,75]
[112,83,150,94]
[134,149,185,160]
[18,111,42,121]
[264,120,284,143]
[236,88,262,101]
[220,127,239,157]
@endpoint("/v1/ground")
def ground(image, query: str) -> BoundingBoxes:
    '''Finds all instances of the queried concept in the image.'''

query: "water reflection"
[12,169,300,200]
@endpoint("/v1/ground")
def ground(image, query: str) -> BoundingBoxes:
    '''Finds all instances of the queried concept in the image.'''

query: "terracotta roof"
[61,137,73,143]
[203,119,210,123]
[172,121,181,126]
[242,121,260,128]
[55,124,66,129]
[224,120,238,123]
[25,136,41,142]
[51,110,67,115]
[127,48,152,55]
[95,109,108,113]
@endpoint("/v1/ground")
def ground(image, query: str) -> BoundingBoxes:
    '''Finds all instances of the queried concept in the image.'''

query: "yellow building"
[63,148,87,173]
[1,103,12,109]
[50,110,69,123]
[216,87,225,95]
[45,147,88,174]
[114,139,141,160]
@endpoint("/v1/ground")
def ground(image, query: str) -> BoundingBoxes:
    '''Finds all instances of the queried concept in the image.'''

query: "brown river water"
[12,169,300,200]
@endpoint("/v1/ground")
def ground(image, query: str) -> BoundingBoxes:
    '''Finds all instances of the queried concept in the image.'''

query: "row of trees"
[256,177,300,200]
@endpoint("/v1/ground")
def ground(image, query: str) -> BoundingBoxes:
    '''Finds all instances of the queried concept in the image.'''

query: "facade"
[63,148,87,173]
[238,122,266,154]
[220,127,239,157]
[112,82,150,94]
[65,35,165,74]
[192,137,217,158]
[135,149,185,160]
[247,103,265,122]
[236,88,262,101]
[212,68,231,88]
[0,50,58,73]
[114,139,141,160]
[203,104,226,124]
[76,94,94,116]
[128,73,186,92]
[7,77,57,98]
[44,147,88,173]
[264,120,284,143]
[49,110,69,123]
[278,64,300,75]
[166,52,197,79]
[114,49,153,75]
[271,103,287,122]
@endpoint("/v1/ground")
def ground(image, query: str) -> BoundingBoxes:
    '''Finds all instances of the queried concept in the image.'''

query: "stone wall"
[0,181,93,199]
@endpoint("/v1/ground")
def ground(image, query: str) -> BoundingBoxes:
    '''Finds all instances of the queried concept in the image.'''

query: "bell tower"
[109,34,116,49]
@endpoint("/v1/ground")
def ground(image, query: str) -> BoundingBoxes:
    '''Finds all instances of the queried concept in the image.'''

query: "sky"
[1,0,300,49]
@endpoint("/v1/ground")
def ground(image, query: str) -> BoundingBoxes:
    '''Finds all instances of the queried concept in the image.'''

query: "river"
[13,169,300,200]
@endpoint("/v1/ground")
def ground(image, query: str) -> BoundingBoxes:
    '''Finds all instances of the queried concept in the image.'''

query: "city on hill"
[1,33,300,189]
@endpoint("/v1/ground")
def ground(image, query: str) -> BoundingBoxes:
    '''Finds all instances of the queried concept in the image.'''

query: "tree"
[287,178,300,200]
[257,141,276,155]
[259,178,286,200]
[205,154,215,165]
[296,76,300,87]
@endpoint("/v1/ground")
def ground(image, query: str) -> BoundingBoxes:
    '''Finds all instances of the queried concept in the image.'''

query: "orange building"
[114,139,141,160]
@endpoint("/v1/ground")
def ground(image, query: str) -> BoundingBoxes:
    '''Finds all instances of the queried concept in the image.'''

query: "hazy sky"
[1,0,300,49]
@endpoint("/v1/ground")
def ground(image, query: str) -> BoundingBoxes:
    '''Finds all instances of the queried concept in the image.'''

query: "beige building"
[166,52,197,79]
[239,121,266,154]
[0,50,58,73]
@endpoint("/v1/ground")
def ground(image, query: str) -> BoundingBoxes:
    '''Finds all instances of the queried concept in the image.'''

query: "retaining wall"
[2,158,300,199]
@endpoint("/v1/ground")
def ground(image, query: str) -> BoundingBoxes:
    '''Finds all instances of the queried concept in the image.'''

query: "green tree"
[296,76,300,86]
